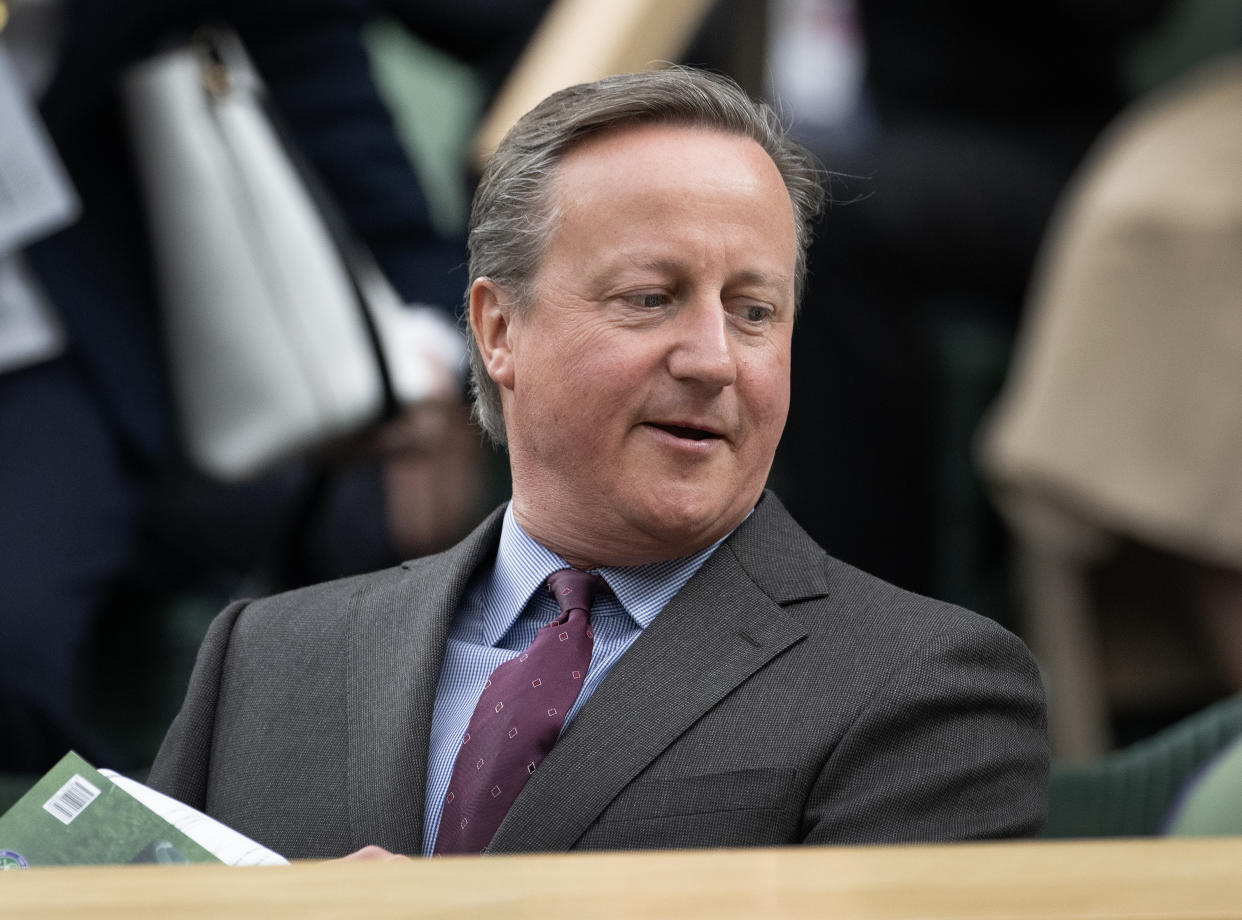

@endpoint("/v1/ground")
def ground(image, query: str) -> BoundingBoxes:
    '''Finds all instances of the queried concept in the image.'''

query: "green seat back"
[1045,693,1242,837]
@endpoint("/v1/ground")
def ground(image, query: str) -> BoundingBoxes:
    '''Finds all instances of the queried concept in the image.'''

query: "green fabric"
[927,315,1014,627]
[1164,735,1242,836]
[1045,693,1242,838]
[363,16,486,237]
[1121,0,1242,98]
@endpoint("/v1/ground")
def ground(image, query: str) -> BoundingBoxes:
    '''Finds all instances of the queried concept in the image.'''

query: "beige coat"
[980,52,1242,568]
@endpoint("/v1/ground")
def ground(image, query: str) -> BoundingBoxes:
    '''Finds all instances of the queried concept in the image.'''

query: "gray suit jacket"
[148,492,1048,858]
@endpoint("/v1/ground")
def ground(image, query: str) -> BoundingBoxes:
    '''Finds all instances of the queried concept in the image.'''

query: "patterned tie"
[433,567,611,854]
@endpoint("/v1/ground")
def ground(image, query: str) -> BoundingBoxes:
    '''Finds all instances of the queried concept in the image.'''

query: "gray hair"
[466,65,826,445]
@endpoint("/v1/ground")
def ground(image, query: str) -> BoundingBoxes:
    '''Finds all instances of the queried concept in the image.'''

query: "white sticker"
[0,45,79,255]
[42,773,101,826]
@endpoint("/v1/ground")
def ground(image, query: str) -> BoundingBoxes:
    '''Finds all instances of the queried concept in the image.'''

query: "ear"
[469,277,517,391]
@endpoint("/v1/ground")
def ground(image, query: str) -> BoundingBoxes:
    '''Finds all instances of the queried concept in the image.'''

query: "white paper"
[100,770,289,867]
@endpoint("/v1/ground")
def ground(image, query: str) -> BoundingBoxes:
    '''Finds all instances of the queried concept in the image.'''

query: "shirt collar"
[479,503,734,646]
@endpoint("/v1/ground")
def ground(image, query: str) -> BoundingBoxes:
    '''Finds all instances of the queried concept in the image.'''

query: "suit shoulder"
[828,552,983,623]
[740,493,1013,641]
[229,566,409,638]
[836,550,1023,636]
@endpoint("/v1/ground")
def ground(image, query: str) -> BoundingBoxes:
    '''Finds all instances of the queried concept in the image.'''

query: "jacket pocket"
[595,766,796,823]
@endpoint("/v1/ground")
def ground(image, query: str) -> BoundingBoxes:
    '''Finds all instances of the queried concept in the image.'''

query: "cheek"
[521,368,616,457]
[740,353,791,434]
[567,339,651,404]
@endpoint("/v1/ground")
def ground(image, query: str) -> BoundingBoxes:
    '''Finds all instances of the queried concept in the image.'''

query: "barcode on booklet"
[42,773,102,825]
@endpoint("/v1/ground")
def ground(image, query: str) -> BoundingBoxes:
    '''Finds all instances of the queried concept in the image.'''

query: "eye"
[741,304,773,323]
[623,291,672,309]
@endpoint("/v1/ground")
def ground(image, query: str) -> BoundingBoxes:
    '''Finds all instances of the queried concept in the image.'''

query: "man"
[148,67,1048,858]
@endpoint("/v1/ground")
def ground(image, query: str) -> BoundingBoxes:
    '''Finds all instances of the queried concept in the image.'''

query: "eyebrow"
[627,258,792,291]
[731,268,792,290]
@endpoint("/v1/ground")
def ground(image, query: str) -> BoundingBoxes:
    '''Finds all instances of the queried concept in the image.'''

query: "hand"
[373,398,493,558]
[336,845,411,862]
[378,304,467,406]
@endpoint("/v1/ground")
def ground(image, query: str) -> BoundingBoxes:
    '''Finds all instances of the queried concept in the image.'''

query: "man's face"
[473,123,797,568]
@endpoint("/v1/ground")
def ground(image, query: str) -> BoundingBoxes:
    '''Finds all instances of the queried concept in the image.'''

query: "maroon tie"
[433,567,610,854]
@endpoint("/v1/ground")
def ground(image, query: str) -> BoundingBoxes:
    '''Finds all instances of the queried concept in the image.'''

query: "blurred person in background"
[979,47,1242,755]
[0,0,492,774]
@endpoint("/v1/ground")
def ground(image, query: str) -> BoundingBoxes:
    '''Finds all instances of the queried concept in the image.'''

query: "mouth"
[645,422,723,442]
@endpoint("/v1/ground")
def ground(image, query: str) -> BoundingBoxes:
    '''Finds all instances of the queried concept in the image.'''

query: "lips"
[646,422,723,442]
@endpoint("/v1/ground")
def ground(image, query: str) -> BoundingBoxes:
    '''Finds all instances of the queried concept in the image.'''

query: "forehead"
[542,123,797,280]
[552,122,789,210]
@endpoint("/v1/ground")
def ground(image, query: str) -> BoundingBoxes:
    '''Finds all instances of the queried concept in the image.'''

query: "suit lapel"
[346,505,505,853]
[488,493,830,853]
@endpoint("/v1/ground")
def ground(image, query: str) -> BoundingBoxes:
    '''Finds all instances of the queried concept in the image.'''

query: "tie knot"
[546,568,610,616]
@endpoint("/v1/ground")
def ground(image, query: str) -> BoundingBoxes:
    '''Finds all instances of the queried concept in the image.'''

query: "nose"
[666,299,737,390]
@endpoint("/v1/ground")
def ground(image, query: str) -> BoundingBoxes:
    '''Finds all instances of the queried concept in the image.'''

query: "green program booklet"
[0,752,287,869]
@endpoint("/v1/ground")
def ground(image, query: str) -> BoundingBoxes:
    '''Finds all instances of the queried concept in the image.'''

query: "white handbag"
[123,27,436,481]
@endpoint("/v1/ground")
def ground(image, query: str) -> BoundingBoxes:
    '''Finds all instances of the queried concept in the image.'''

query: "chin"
[634,484,750,551]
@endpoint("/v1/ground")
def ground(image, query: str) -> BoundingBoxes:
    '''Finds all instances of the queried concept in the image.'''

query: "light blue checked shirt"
[420,502,729,854]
